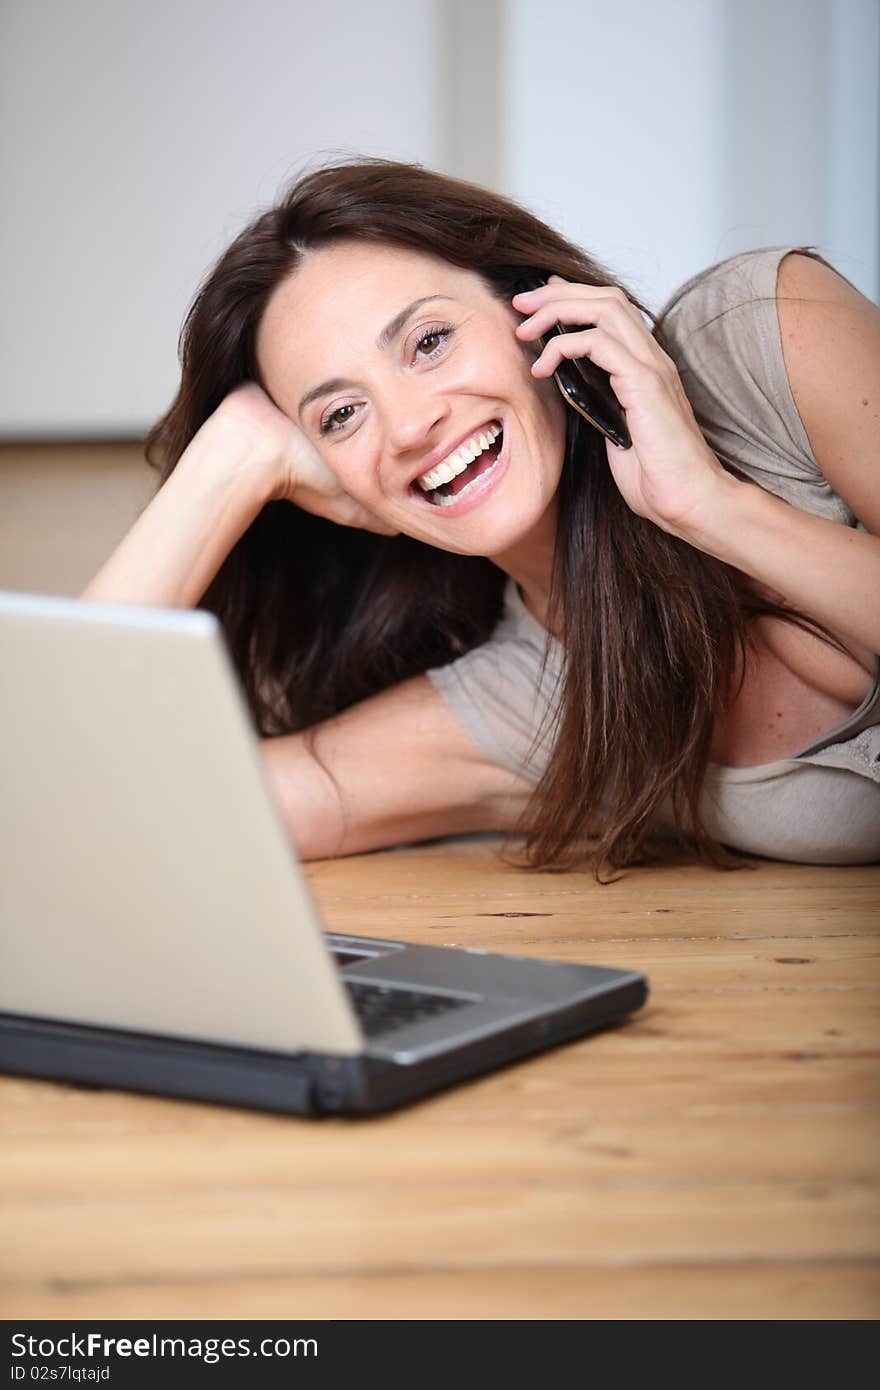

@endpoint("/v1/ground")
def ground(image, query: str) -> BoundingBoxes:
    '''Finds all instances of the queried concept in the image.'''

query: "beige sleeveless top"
[426,247,880,864]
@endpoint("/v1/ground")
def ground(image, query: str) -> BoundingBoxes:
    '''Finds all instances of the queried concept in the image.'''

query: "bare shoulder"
[776,251,880,533]
[261,673,533,860]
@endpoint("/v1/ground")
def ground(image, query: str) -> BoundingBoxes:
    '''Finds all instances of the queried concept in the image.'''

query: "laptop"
[0,589,648,1116]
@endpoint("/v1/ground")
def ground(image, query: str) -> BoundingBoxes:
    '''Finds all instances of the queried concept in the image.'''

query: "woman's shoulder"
[656,244,852,372]
[656,245,813,341]
[656,246,859,526]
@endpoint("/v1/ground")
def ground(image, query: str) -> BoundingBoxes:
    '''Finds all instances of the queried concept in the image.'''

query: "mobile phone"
[513,274,632,450]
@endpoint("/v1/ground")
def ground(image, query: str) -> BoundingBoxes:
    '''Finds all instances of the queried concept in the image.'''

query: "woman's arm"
[514,260,880,661]
[82,384,526,857]
[82,383,396,608]
[81,418,278,607]
[675,254,880,664]
[676,472,879,667]
[260,674,534,859]
[777,252,880,535]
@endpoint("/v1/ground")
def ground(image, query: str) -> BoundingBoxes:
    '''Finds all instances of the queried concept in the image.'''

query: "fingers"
[520,299,658,373]
[512,278,676,385]
[306,491,399,537]
[529,324,669,409]
[514,278,658,369]
[522,274,646,322]
[512,276,643,326]
[533,331,671,404]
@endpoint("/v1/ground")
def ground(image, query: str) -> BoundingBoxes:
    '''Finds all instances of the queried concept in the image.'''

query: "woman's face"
[255,238,567,561]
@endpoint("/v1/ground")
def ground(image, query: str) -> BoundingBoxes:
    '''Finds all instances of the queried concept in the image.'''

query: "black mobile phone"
[513,274,631,450]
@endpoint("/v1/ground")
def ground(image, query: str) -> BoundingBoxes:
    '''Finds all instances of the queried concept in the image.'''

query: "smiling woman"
[252,237,565,558]
[82,157,880,876]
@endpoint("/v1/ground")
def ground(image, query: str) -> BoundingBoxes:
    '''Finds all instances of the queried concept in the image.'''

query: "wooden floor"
[0,442,153,599]
[2,836,878,1321]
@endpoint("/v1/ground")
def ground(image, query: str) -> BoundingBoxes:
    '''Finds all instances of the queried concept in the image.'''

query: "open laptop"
[0,589,648,1116]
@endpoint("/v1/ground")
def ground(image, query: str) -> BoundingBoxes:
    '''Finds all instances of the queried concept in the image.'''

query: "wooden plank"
[2,1046,878,1136]
[1,841,877,1323]
[3,1262,878,1322]
[580,989,880,1052]
[319,897,880,945]
[2,1112,878,1198]
[3,1181,877,1284]
[306,842,880,906]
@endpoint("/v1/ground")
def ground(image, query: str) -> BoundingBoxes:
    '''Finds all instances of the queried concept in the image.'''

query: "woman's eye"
[320,403,358,434]
[414,324,454,361]
[318,325,455,433]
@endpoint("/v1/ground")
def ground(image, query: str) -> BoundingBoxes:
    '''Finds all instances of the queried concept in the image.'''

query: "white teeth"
[416,421,501,492]
[432,453,502,506]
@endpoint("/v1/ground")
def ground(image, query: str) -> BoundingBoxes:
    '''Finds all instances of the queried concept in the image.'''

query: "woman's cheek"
[336,443,378,502]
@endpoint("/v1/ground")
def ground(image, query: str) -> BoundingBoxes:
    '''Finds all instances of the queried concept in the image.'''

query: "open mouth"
[411,423,504,507]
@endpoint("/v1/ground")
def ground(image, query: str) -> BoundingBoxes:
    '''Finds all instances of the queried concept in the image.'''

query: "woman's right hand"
[209,382,398,536]
[83,379,397,610]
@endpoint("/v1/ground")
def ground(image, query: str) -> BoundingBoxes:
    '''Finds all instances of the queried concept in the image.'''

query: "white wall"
[0,0,447,436]
[1,0,876,438]
[717,0,878,299]
[501,0,879,313]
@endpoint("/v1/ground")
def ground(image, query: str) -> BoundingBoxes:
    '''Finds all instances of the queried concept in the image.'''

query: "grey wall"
[1,0,876,438]
[501,0,879,311]
[0,0,447,436]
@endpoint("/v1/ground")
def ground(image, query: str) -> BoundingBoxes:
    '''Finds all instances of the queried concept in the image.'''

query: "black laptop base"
[0,974,647,1117]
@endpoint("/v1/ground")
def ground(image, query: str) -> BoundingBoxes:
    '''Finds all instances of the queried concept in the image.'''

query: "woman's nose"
[383,384,450,454]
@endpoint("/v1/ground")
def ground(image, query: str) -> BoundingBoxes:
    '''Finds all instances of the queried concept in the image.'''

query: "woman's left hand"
[512,274,733,539]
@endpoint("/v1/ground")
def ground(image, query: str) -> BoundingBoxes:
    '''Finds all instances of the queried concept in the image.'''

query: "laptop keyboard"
[344,980,469,1040]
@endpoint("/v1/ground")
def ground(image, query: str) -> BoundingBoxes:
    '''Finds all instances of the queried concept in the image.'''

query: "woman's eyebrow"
[297,294,455,416]
[376,294,454,349]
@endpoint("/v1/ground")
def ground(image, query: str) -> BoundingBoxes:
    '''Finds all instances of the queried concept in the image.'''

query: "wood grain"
[2,838,878,1321]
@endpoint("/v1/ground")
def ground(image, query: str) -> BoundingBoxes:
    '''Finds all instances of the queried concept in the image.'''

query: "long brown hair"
[145,156,828,877]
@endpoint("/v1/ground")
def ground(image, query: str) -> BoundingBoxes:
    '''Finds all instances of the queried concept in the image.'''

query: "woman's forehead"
[256,240,493,376]
[301,236,479,286]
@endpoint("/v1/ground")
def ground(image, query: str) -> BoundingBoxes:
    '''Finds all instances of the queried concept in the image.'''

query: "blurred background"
[1,0,878,591]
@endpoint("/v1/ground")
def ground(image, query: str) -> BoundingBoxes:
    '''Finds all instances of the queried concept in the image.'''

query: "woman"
[83,157,880,874]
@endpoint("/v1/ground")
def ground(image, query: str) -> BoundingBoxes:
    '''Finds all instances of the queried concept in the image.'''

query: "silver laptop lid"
[0,591,363,1056]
